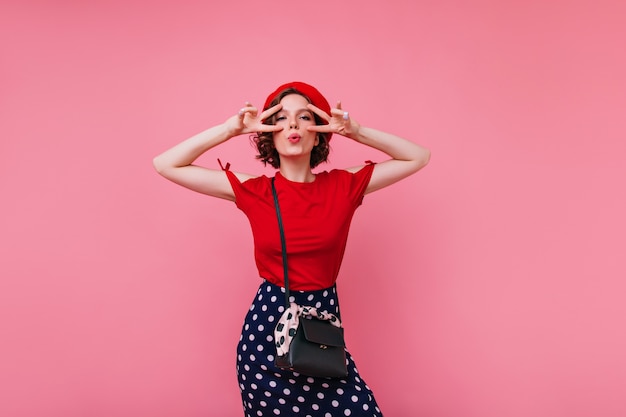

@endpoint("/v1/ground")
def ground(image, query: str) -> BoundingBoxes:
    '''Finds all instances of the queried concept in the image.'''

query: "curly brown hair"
[252,87,330,169]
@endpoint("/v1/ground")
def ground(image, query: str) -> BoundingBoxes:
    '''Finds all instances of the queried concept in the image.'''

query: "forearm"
[153,123,234,173]
[352,126,430,168]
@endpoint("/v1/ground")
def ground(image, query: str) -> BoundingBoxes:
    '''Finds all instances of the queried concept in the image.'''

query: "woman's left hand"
[306,101,360,139]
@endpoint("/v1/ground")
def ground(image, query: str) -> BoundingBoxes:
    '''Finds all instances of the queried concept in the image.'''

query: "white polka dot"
[315,302,322,308]
[257,345,264,352]
[317,392,324,399]
[262,305,268,311]
[312,404,319,410]
[258,324,265,331]
[297,396,305,402]
[344,409,351,416]
[323,290,329,297]
[268,315,275,322]
[250,383,257,390]
[271,296,277,302]
[322,382,330,388]
[336,388,344,395]
[283,388,291,395]
[303,385,310,391]
[255,373,262,380]
[269,381,277,388]
[332,400,339,407]
[351,395,359,402]
[293,406,300,412]
[252,314,258,321]
[278,398,286,405]
[307,294,314,301]
[248,334,255,341]
[362,404,369,411]
[250,354,256,361]
[273,408,280,415]
[260,401,267,407]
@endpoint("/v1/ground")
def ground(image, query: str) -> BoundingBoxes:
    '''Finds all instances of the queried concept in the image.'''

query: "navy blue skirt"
[236,280,383,416]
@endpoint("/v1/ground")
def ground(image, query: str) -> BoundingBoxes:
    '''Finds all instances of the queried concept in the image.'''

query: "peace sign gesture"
[225,102,284,137]
[306,101,360,139]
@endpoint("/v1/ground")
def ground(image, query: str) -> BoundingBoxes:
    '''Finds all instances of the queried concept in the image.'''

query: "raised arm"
[346,126,430,194]
[307,102,430,194]
[153,103,283,201]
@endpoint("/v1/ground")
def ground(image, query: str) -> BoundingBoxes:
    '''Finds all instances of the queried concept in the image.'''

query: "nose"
[289,117,298,129]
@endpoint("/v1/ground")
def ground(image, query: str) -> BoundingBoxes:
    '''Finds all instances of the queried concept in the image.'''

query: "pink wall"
[2,1,625,416]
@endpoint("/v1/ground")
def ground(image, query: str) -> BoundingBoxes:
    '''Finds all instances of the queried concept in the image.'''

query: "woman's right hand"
[225,102,284,137]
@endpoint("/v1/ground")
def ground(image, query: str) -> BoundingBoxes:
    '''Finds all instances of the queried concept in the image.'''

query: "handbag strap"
[271,177,291,308]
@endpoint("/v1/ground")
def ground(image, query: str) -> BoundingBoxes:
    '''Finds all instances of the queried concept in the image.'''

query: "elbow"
[422,148,431,167]
[413,148,431,172]
[152,155,168,175]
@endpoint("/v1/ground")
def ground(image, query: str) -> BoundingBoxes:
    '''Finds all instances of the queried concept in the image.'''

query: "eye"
[275,115,287,121]
[299,114,312,121]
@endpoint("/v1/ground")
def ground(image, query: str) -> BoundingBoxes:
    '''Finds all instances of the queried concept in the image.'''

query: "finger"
[336,101,342,110]
[258,124,284,133]
[329,108,348,119]
[238,103,257,118]
[307,125,332,133]
[306,103,330,121]
[260,103,282,120]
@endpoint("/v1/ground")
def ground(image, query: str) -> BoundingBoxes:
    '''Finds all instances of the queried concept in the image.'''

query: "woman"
[153,81,430,416]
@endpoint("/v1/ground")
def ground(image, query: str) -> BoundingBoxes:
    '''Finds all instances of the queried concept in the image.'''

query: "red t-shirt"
[225,163,375,290]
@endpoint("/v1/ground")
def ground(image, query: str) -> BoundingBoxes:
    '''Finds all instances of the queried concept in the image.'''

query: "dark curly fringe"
[253,88,331,169]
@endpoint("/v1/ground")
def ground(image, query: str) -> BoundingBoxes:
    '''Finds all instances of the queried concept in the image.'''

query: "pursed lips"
[288,133,301,143]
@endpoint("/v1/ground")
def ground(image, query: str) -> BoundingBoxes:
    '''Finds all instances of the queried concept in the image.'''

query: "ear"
[314,133,321,147]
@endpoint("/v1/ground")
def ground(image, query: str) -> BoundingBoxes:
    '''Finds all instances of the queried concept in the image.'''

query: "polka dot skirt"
[236,281,383,417]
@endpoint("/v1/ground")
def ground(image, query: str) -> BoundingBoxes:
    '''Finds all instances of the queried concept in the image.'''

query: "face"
[272,94,319,163]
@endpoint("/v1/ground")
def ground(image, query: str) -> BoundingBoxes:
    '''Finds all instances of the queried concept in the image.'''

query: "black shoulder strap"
[271,177,290,308]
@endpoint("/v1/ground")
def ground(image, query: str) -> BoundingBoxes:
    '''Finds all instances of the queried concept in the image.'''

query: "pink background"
[1,1,625,416]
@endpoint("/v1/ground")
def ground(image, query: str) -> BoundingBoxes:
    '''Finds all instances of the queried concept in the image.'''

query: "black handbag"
[271,178,349,378]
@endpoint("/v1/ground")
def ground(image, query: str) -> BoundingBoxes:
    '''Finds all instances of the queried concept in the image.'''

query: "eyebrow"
[276,108,313,115]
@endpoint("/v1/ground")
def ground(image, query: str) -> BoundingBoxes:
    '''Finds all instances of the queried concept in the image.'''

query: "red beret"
[263,81,331,122]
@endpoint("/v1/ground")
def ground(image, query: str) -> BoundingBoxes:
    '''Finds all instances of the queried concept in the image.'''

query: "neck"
[278,159,315,183]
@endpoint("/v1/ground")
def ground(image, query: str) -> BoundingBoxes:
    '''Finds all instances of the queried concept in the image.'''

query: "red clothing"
[225,163,374,291]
